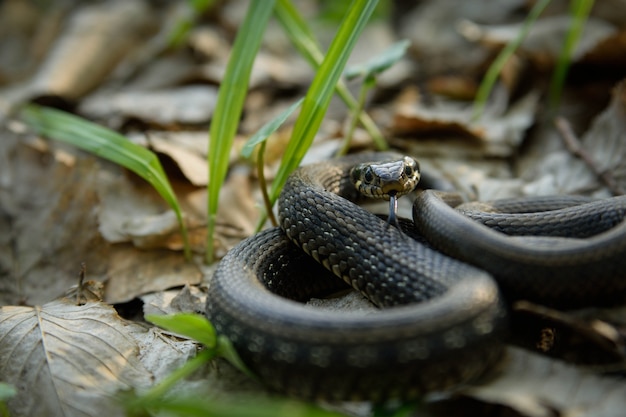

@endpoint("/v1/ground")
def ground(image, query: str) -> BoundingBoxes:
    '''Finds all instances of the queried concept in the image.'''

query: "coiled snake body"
[206,152,626,400]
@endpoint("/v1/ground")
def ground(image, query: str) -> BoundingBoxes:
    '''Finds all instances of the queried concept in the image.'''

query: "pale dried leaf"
[393,90,539,157]
[148,133,208,187]
[521,80,626,196]
[96,166,168,243]
[466,347,626,417]
[0,299,153,417]
[213,167,260,256]
[398,0,516,74]
[127,325,197,384]
[141,285,207,317]
[80,85,218,125]
[104,246,202,304]
[461,16,617,65]
[97,166,207,252]
[29,0,155,100]
[0,131,110,306]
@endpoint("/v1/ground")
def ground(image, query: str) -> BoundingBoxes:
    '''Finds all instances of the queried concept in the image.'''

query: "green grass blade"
[129,395,347,417]
[344,39,410,80]
[0,383,16,402]
[168,0,217,48]
[146,313,253,376]
[274,0,388,151]
[269,0,379,205]
[20,104,191,259]
[240,97,304,159]
[548,0,594,109]
[123,350,215,412]
[146,313,217,348]
[206,0,275,263]
[472,0,551,120]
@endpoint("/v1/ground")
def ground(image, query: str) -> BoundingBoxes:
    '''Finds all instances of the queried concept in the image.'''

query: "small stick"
[76,262,86,305]
[555,117,625,196]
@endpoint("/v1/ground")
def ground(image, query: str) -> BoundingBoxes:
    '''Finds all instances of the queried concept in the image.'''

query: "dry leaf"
[148,132,209,187]
[0,298,153,417]
[104,246,202,304]
[461,16,616,69]
[465,347,626,417]
[392,90,539,157]
[80,85,218,126]
[29,0,155,100]
[96,165,207,252]
[141,284,207,317]
[521,80,626,196]
[0,131,110,306]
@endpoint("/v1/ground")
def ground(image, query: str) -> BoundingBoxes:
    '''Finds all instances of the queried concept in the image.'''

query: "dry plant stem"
[555,117,625,196]
[337,80,370,156]
[258,141,278,227]
[76,263,86,305]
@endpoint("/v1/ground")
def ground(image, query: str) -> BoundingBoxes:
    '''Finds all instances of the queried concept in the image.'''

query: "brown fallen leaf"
[0,131,110,306]
[392,87,539,157]
[104,246,202,304]
[0,297,153,417]
[460,16,616,70]
[461,347,626,417]
[80,85,219,127]
[520,79,626,196]
[28,0,156,101]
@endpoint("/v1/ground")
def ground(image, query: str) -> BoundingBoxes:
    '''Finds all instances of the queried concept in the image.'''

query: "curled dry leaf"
[148,132,209,187]
[392,88,539,158]
[0,298,153,417]
[0,131,110,306]
[521,80,626,196]
[104,246,202,304]
[460,16,616,68]
[29,0,155,101]
[465,347,626,417]
[398,0,521,74]
[80,85,219,126]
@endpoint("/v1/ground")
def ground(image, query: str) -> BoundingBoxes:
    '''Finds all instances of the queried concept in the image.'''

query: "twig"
[555,117,625,196]
[257,141,278,227]
[76,262,86,305]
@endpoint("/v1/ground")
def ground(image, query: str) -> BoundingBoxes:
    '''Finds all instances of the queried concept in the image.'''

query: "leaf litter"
[2,0,626,416]
[0,297,153,417]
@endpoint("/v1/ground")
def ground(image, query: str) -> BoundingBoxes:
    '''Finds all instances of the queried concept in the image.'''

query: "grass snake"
[206,152,626,400]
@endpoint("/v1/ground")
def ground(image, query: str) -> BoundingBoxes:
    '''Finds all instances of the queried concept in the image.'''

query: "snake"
[206,152,626,401]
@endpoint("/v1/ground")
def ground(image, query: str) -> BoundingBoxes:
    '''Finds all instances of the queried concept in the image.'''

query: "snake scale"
[206,152,626,400]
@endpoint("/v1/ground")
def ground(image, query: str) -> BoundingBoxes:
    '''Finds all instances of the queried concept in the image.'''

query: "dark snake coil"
[206,152,626,400]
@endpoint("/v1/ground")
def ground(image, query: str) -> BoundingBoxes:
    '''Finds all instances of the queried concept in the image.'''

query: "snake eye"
[364,167,374,183]
[404,165,413,177]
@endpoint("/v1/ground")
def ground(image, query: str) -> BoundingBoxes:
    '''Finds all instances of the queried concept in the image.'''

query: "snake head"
[350,156,420,200]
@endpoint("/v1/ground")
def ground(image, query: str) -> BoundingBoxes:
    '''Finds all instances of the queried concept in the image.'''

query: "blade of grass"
[126,349,214,408]
[472,0,551,120]
[206,0,275,263]
[344,39,410,80]
[127,395,347,417]
[146,313,253,376]
[548,0,594,110]
[146,313,217,348]
[20,104,191,259]
[241,98,304,228]
[339,39,410,155]
[240,98,304,159]
[274,0,388,151]
[167,0,217,48]
[268,0,379,207]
